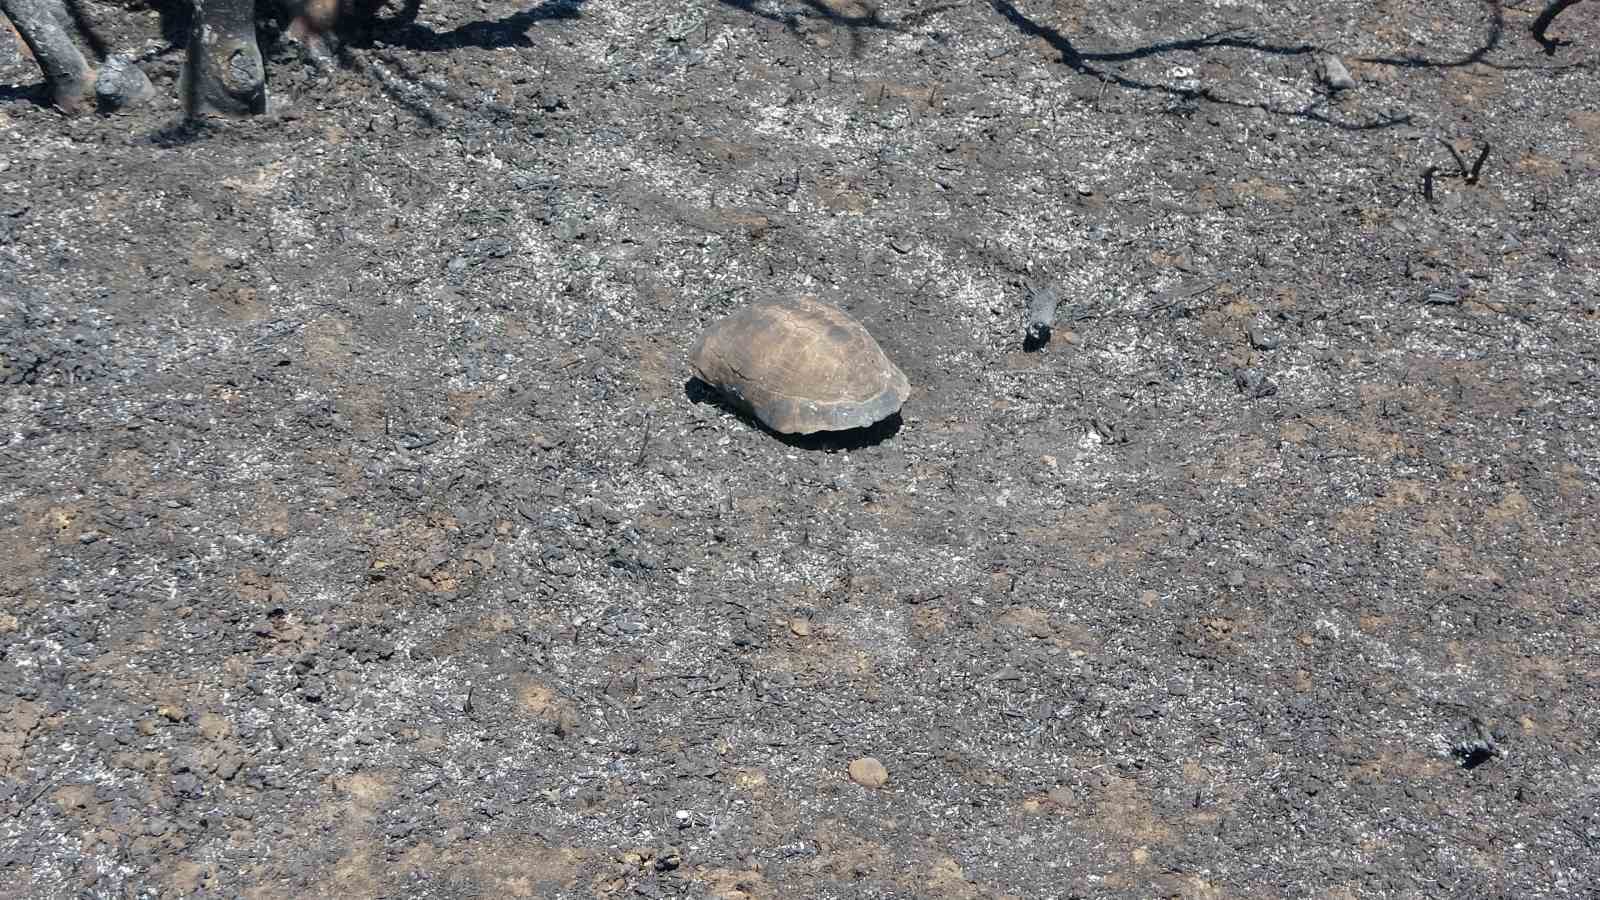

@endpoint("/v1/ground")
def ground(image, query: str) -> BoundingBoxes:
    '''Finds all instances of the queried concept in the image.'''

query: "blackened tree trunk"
[0,0,95,113]
[181,0,265,117]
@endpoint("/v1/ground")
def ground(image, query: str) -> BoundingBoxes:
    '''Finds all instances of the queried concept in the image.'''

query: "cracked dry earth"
[1,0,1599,897]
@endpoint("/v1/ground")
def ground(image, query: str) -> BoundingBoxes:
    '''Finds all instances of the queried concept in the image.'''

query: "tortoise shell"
[689,297,910,434]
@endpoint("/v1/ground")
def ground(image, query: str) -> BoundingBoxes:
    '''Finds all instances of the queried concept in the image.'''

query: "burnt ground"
[1,0,1599,896]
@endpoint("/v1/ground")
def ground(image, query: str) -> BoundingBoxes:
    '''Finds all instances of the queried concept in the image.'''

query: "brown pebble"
[197,712,232,741]
[849,756,889,789]
[789,618,812,637]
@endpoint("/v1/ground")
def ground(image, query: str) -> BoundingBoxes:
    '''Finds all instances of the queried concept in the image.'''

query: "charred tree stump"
[181,0,266,117]
[0,0,95,113]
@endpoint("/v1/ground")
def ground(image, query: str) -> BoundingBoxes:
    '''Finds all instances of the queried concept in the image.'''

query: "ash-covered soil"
[2,1,1598,896]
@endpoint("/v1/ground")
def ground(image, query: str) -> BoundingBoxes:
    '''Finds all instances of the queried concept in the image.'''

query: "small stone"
[172,773,203,798]
[1232,367,1278,399]
[95,55,156,111]
[197,713,232,742]
[789,618,812,637]
[554,218,585,241]
[848,756,889,789]
[552,707,580,738]
[1023,281,1060,350]
[1247,326,1280,350]
[1319,54,1356,91]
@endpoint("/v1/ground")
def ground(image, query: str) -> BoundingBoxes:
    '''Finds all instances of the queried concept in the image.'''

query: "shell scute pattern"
[689,297,910,434]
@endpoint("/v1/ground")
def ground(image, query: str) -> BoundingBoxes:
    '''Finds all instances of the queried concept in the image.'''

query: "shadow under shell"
[685,377,903,451]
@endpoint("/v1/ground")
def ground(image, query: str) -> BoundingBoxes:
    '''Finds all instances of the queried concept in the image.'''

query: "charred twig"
[1467,143,1491,184]
[8,777,57,819]
[1437,138,1492,185]
[1532,0,1584,55]
[1423,139,1491,201]
[634,418,652,468]
[1143,280,1220,319]
[1450,717,1502,769]
[1439,138,1470,178]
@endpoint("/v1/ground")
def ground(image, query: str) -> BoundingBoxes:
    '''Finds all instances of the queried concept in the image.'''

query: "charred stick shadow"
[146,119,205,147]
[347,50,447,127]
[1349,0,1586,70]
[345,0,424,33]
[713,0,903,34]
[1532,0,1585,54]
[994,0,1522,77]
[58,0,108,57]
[349,43,558,129]
[0,83,43,105]
[1354,0,1503,68]
[347,0,583,52]
[988,0,1410,132]
[138,0,194,48]
[684,377,902,452]
[60,0,193,55]
[312,0,584,128]
[714,0,904,60]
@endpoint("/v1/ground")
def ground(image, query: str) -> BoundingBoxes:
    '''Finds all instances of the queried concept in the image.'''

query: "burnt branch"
[1532,0,1585,55]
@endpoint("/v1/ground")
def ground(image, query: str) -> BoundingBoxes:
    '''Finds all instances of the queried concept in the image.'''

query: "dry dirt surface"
[2,0,1599,897]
